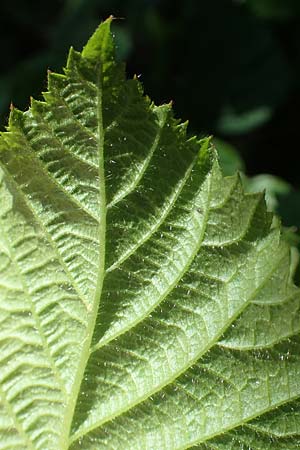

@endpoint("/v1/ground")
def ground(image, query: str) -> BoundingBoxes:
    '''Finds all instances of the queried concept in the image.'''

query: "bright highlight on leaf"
[0,17,300,450]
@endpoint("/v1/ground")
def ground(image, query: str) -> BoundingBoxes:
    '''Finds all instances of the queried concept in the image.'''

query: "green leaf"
[212,138,245,176]
[216,105,273,135]
[245,173,291,211]
[0,18,300,450]
[246,0,300,20]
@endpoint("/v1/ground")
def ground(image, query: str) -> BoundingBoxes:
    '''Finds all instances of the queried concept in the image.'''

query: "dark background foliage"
[0,0,299,235]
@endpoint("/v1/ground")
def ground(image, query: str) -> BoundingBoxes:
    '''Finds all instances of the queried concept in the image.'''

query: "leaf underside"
[0,17,300,450]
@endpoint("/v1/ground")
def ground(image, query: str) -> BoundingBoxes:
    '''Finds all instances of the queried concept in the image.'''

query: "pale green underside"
[0,17,300,450]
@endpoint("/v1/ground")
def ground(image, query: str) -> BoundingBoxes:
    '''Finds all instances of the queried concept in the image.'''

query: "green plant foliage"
[246,0,300,20]
[246,174,291,211]
[212,138,245,176]
[1,18,300,450]
[245,175,300,250]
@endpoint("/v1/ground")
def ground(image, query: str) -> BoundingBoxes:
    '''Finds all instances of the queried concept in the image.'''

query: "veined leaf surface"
[0,17,300,450]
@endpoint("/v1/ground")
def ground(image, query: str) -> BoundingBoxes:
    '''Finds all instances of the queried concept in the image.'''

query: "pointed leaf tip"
[81,16,115,64]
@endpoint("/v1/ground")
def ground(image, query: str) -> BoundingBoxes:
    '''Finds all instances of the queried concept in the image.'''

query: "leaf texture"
[0,17,300,450]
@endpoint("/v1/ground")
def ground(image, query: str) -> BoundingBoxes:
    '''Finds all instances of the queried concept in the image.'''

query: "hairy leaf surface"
[0,18,300,450]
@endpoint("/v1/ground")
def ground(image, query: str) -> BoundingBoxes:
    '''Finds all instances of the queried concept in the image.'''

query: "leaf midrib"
[60,59,107,449]
[93,152,211,350]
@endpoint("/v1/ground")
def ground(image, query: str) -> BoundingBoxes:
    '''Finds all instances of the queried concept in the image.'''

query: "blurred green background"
[0,0,300,271]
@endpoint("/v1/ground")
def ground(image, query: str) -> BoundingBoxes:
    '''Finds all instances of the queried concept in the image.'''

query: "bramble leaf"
[0,17,300,450]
